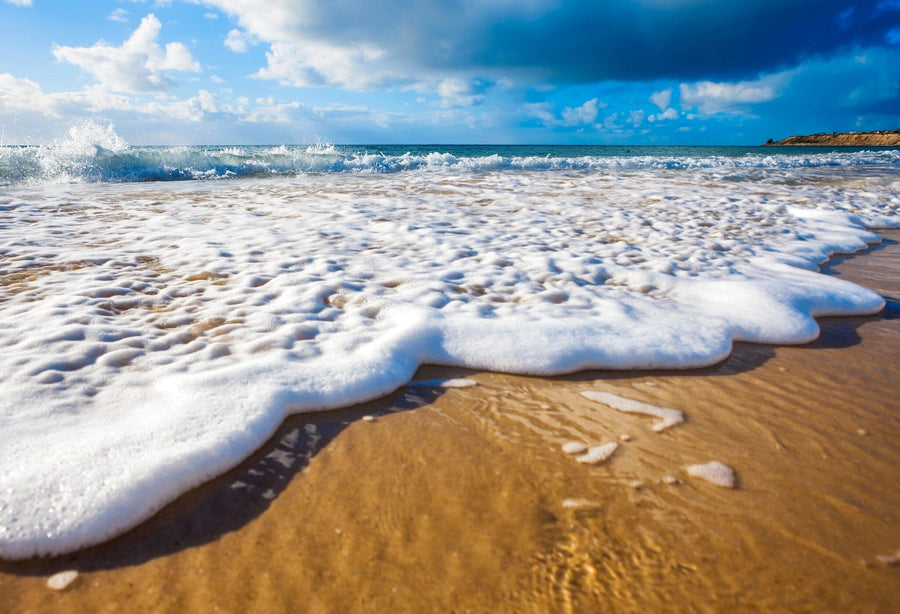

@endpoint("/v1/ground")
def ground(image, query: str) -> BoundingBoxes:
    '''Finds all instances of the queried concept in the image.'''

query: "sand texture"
[1,230,900,612]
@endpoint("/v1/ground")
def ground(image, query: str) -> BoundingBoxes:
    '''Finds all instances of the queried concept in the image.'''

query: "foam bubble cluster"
[0,158,896,559]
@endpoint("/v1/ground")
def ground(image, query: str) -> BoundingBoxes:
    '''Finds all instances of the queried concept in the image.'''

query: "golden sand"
[2,230,900,613]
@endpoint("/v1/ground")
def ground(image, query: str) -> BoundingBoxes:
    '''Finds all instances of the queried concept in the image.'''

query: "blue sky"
[1,0,899,145]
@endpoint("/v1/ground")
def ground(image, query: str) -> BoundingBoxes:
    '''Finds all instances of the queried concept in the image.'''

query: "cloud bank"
[197,0,898,91]
[1,0,898,144]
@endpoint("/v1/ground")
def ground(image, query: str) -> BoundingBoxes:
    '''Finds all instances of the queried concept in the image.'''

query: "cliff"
[764,130,900,146]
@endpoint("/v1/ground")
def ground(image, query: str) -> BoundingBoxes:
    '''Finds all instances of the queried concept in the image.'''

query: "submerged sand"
[2,230,900,613]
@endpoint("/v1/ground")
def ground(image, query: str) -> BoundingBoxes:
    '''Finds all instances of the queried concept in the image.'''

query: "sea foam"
[0,153,897,559]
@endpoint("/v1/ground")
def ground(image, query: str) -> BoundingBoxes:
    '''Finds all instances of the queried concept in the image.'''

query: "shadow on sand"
[0,367,473,576]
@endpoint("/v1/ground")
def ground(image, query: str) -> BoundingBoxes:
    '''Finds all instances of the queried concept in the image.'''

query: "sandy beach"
[3,0,900,610]
[1,229,898,612]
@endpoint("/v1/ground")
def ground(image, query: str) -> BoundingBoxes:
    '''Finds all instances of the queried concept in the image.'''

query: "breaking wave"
[2,123,899,186]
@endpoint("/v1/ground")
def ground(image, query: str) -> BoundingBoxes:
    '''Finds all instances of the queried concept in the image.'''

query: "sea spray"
[3,124,900,186]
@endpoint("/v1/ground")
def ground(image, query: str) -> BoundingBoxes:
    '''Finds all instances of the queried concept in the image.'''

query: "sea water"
[1,127,898,558]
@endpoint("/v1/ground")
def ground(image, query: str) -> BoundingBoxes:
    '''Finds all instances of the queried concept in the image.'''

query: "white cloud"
[649,88,672,111]
[53,14,200,95]
[108,8,129,23]
[243,99,308,123]
[679,74,786,115]
[524,98,608,128]
[561,98,603,126]
[55,85,134,113]
[601,112,622,131]
[0,74,135,118]
[649,107,678,122]
[0,73,57,116]
[434,78,484,107]
[189,0,316,41]
[138,90,222,121]
[524,102,556,124]
[648,87,679,122]
[255,39,398,90]
[4,0,33,6]
[224,29,250,53]
[628,109,645,127]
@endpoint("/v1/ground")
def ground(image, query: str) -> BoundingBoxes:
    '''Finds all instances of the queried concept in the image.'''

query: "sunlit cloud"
[53,14,200,95]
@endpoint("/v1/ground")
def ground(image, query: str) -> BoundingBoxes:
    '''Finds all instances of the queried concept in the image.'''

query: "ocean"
[1,126,899,559]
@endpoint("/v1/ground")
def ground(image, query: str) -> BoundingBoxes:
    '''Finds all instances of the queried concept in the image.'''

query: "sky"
[1,0,899,145]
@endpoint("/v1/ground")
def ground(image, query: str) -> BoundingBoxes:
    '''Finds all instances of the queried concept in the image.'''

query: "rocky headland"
[764,130,900,146]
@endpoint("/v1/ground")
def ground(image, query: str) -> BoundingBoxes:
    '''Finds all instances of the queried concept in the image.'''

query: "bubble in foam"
[580,390,684,432]
[686,461,736,488]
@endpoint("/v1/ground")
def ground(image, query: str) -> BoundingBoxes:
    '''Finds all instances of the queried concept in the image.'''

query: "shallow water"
[0,145,898,558]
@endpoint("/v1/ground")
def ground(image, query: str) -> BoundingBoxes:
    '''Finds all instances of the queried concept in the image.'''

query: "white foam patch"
[0,162,894,559]
[561,441,588,454]
[410,378,478,389]
[46,570,79,591]
[686,461,737,488]
[575,442,618,465]
[580,391,685,432]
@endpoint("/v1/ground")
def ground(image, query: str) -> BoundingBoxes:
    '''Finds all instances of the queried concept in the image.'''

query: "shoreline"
[2,229,899,612]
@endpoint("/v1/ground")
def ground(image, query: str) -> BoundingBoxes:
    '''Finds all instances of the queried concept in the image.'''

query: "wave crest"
[2,124,899,186]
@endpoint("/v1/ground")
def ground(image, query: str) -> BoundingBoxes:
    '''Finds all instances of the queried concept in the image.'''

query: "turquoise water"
[345,144,900,158]
[2,141,899,185]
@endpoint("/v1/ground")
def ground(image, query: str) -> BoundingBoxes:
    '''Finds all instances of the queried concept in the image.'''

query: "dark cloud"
[205,0,899,89]
[468,1,897,82]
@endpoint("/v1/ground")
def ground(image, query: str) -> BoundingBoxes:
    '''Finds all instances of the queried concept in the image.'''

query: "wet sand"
[2,230,900,613]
